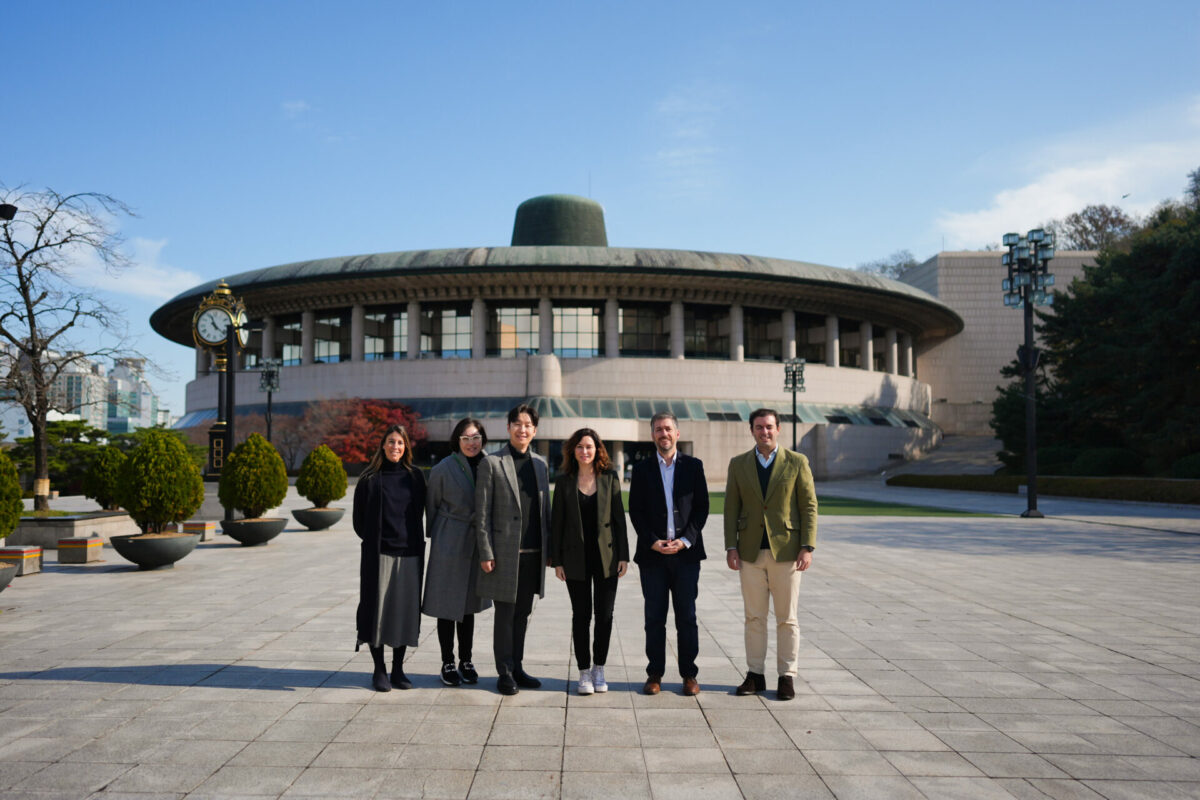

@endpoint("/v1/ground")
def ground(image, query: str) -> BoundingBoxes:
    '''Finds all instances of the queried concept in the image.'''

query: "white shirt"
[657,451,691,548]
[756,445,778,470]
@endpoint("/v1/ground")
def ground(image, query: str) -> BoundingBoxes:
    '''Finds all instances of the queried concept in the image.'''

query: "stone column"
[730,304,744,362]
[861,320,874,372]
[300,310,315,365]
[902,333,914,377]
[605,298,620,358]
[472,298,487,359]
[539,297,553,355]
[350,304,365,362]
[611,440,625,483]
[261,316,275,364]
[825,314,840,368]
[670,300,685,359]
[782,309,797,361]
[886,328,898,374]
[407,301,421,359]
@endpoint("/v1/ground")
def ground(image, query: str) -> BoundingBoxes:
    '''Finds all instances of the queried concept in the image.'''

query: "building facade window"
[275,314,302,366]
[744,307,782,362]
[486,303,538,357]
[420,303,472,359]
[683,304,728,359]
[553,305,603,358]
[618,302,669,357]
[242,329,262,369]
[313,311,351,363]
[796,312,825,364]
[840,318,862,369]
[364,305,407,360]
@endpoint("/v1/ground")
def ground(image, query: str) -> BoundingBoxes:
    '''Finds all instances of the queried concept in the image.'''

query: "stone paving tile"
[396,744,483,771]
[647,771,743,800]
[280,765,389,797]
[802,748,900,777]
[12,761,132,793]
[310,741,401,768]
[962,752,1072,779]
[1079,780,1200,800]
[642,746,730,774]
[464,769,560,799]
[560,745,644,773]
[227,740,325,767]
[477,744,563,772]
[103,763,213,793]
[560,770,652,800]
[820,775,925,799]
[911,775,1029,799]
[722,748,814,775]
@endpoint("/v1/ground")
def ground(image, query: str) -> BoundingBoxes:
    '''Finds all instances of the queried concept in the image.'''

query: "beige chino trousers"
[739,547,803,677]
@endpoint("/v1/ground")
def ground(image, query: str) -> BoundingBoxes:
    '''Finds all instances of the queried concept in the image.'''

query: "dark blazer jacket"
[628,453,709,565]
[549,469,629,581]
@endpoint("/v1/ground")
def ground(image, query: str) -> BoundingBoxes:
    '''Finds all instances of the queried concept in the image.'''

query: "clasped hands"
[651,538,685,555]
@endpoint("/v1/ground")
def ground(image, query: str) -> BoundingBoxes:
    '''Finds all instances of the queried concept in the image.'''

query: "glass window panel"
[599,399,618,418]
[683,304,728,359]
[581,398,600,417]
[420,303,472,359]
[275,314,302,366]
[744,307,782,362]
[636,399,654,420]
[617,399,636,419]
[313,310,351,364]
[364,306,407,360]
[553,305,602,358]
[687,400,706,419]
[487,303,538,357]
[618,303,669,357]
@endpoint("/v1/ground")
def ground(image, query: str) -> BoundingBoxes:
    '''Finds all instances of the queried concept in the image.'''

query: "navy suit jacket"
[628,453,709,565]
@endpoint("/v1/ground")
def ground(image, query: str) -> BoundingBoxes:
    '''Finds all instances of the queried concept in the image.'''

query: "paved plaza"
[1,482,1198,799]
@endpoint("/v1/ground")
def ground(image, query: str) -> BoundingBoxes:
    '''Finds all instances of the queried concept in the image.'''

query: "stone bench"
[7,513,139,549]
[0,545,43,576]
[58,537,103,564]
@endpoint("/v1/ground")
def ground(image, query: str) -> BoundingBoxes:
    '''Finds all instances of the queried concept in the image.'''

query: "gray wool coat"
[474,447,551,604]
[422,455,492,621]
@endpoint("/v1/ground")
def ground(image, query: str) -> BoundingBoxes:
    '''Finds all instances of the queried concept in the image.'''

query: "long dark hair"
[449,417,487,455]
[559,427,612,476]
[360,424,415,480]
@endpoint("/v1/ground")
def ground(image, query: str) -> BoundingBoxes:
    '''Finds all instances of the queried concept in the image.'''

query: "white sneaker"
[591,665,608,693]
[577,668,595,695]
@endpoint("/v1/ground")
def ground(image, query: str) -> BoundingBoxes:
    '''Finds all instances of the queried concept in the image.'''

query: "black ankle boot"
[391,646,412,690]
[369,645,390,692]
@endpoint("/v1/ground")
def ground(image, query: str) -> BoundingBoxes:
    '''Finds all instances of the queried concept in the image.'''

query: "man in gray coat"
[476,404,551,695]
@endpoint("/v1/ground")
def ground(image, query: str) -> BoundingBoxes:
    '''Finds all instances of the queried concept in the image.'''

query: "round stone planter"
[109,533,201,570]
[0,562,17,593]
[291,507,345,531]
[221,518,287,546]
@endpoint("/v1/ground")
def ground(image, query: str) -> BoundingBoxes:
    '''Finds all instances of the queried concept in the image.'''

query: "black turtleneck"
[509,444,542,551]
[379,460,420,556]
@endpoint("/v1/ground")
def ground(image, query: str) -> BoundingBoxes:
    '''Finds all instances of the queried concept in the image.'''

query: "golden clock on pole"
[193,280,248,477]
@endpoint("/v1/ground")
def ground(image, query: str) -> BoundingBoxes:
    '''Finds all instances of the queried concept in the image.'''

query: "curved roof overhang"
[151,246,963,347]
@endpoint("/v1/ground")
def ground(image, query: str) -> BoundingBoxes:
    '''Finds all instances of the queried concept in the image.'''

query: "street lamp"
[258,358,281,443]
[0,204,17,221]
[1001,229,1056,518]
[783,358,806,451]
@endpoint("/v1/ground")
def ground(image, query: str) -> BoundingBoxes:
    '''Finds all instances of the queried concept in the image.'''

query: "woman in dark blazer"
[550,427,629,695]
[354,423,426,692]
[422,417,492,687]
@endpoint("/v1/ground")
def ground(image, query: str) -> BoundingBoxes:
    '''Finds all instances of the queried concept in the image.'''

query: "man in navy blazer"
[628,412,709,696]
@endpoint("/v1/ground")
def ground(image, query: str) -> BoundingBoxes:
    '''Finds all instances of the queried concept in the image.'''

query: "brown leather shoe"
[642,675,662,695]
[681,677,700,696]
[736,672,766,696]
[777,676,795,701]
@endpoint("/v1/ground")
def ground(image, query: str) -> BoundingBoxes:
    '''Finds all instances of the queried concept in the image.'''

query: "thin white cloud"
[65,237,203,300]
[936,98,1200,249]
[281,100,311,119]
[648,83,728,197]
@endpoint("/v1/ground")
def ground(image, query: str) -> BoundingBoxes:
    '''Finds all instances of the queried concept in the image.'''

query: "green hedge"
[886,474,1200,504]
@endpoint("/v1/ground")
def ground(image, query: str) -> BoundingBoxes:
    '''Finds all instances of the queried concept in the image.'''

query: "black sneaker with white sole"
[440,662,462,686]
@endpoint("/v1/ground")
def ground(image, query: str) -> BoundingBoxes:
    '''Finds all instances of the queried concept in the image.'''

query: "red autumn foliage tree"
[325,399,427,463]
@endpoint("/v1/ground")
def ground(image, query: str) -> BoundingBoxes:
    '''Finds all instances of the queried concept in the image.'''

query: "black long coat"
[353,466,427,646]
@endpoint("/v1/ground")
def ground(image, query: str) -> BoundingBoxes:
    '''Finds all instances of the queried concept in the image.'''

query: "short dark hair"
[649,411,678,429]
[749,408,779,429]
[508,403,539,427]
[449,417,487,455]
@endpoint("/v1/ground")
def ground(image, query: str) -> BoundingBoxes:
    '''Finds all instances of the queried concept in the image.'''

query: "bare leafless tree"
[0,186,142,510]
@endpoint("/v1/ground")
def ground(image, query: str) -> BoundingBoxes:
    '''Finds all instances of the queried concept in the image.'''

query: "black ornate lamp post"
[0,204,17,221]
[258,358,281,443]
[783,358,806,451]
[1001,229,1056,518]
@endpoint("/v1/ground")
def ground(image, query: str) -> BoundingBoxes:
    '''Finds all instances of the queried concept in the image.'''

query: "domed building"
[151,195,967,478]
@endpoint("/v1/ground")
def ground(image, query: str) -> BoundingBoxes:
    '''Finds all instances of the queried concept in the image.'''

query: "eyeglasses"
[459,434,482,443]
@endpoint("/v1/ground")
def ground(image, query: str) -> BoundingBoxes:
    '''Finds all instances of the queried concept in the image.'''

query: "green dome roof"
[511,194,607,246]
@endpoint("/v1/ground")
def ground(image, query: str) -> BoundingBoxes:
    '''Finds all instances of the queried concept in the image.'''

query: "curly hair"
[559,427,612,475]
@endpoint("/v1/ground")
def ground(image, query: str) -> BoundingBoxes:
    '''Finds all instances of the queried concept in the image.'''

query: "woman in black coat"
[550,427,629,696]
[354,423,426,692]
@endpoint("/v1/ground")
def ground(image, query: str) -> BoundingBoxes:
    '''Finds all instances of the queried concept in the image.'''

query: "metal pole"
[1021,298,1042,518]
[791,389,797,451]
[266,389,273,443]
[224,335,237,523]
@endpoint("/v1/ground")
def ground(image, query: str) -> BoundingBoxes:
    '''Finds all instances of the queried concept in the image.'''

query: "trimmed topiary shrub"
[82,446,127,511]
[219,433,288,519]
[295,445,347,508]
[1068,447,1142,477]
[0,450,23,538]
[117,429,205,534]
[1171,453,1200,479]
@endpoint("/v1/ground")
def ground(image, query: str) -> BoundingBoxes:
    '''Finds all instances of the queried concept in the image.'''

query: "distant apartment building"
[107,358,161,434]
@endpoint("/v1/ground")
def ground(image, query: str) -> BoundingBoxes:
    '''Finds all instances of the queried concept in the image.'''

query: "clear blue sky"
[4,0,1198,416]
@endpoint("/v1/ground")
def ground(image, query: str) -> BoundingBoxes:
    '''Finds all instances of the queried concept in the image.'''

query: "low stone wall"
[6,513,140,549]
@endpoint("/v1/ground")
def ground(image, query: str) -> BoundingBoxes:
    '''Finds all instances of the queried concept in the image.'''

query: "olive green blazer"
[549,469,629,581]
[723,448,818,562]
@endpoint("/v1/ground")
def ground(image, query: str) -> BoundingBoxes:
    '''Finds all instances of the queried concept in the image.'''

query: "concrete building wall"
[904,251,1094,434]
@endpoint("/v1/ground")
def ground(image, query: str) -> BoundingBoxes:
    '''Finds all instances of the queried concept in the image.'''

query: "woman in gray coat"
[422,417,492,686]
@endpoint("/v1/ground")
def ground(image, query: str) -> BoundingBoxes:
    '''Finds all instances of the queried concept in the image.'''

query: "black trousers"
[565,574,619,669]
[492,551,542,677]
[639,558,700,679]
[436,615,474,663]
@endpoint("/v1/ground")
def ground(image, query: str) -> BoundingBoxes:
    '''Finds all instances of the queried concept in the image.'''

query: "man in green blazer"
[724,408,818,701]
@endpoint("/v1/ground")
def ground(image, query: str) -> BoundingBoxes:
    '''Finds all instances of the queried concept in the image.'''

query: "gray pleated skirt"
[371,553,422,648]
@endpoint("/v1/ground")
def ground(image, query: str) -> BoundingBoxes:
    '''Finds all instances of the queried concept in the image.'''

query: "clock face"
[196,308,231,345]
[234,310,248,347]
